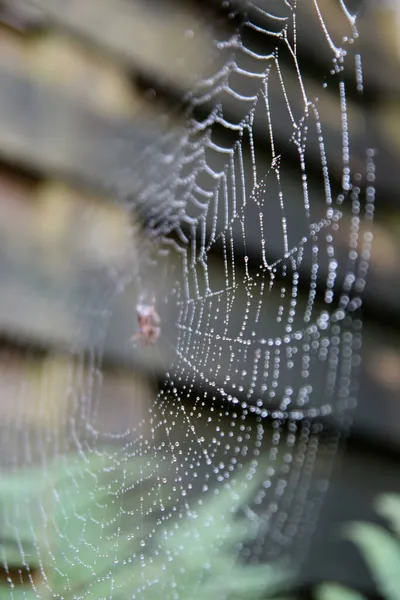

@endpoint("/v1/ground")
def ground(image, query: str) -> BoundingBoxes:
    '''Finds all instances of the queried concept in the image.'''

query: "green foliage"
[316,491,400,600]
[0,450,294,599]
[375,493,400,537]
[316,583,365,600]
[345,522,400,600]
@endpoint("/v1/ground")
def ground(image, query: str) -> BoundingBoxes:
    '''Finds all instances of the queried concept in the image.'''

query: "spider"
[132,301,161,347]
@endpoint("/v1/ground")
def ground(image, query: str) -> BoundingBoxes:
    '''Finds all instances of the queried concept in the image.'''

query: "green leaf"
[346,522,400,600]
[316,582,366,600]
[375,493,400,537]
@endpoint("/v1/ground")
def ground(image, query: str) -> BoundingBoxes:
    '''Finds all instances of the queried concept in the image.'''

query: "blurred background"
[0,1,399,599]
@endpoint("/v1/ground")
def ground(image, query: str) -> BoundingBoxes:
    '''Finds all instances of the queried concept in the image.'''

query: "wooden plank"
[0,19,146,118]
[0,164,396,452]
[26,31,142,118]
[19,0,400,203]
[0,33,393,321]
[26,0,224,95]
[0,66,184,200]
[0,0,45,31]
[0,173,397,453]
[0,54,394,323]
[0,170,179,375]
[0,349,153,466]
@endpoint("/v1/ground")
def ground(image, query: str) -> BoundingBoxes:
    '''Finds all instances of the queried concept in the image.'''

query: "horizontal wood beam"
[26,0,224,95]
[20,0,400,205]
[0,66,184,202]
[0,175,398,453]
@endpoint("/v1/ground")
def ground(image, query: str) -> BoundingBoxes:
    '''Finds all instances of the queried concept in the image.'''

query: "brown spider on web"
[131,300,161,348]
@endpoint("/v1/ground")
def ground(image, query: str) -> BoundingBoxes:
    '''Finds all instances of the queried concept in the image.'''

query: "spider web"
[2,1,376,597]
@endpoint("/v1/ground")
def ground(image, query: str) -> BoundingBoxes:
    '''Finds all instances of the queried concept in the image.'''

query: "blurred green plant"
[0,449,295,599]
[316,583,365,600]
[316,492,400,600]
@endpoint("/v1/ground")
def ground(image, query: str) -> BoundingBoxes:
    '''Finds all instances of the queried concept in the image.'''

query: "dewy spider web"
[2,1,376,598]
